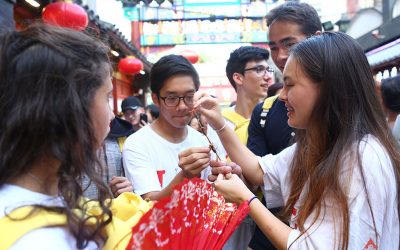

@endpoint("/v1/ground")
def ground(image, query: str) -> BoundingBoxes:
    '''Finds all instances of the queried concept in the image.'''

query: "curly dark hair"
[0,23,113,248]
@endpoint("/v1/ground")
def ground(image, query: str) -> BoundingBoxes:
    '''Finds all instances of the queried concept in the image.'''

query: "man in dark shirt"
[247,2,322,249]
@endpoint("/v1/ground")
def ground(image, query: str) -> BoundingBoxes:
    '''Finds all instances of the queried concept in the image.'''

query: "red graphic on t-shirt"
[291,207,298,229]
[292,207,297,216]
[157,170,166,187]
[363,238,377,250]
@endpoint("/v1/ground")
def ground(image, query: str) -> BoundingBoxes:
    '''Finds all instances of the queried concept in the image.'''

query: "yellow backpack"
[222,109,250,145]
[0,192,152,250]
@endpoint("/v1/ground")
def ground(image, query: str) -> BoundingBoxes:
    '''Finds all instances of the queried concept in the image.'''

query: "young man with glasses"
[122,55,212,201]
[221,46,272,147]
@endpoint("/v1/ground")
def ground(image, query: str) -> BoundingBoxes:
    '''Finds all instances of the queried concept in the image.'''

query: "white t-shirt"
[259,135,399,249]
[123,125,212,196]
[0,184,97,250]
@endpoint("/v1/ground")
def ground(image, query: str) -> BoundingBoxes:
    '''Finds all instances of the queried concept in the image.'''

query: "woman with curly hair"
[0,23,115,249]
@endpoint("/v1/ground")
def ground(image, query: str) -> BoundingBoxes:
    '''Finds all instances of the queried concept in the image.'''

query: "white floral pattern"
[129,178,250,250]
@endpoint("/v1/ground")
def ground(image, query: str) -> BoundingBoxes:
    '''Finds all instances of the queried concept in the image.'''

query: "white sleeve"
[122,139,161,196]
[285,137,399,249]
[258,144,296,209]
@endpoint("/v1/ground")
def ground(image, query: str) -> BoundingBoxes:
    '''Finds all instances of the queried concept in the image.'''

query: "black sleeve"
[247,102,268,156]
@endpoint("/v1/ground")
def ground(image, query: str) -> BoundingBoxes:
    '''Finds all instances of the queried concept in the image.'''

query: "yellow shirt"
[222,108,250,145]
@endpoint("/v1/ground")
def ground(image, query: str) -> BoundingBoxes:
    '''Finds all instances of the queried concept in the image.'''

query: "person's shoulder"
[125,125,152,144]
[262,95,279,110]
[358,135,394,173]
[11,227,97,250]
[250,102,264,120]
[0,185,61,217]
[268,97,286,111]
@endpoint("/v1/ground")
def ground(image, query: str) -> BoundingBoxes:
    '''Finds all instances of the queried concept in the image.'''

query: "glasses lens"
[184,95,194,105]
[165,97,179,106]
[256,65,266,74]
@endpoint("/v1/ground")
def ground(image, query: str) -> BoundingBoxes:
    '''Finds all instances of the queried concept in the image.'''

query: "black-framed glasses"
[158,95,194,107]
[244,65,274,77]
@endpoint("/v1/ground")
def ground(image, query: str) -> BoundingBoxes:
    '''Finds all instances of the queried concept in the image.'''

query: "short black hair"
[225,46,270,90]
[266,2,322,37]
[150,54,200,95]
[381,75,400,113]
[146,104,159,119]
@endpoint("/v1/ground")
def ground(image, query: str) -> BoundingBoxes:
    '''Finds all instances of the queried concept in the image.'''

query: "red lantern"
[181,50,199,64]
[42,2,89,31]
[118,57,143,75]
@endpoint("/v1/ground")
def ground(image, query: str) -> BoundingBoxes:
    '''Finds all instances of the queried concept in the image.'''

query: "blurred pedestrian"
[267,82,283,97]
[145,103,159,123]
[380,75,400,129]
[82,117,134,199]
[121,96,146,131]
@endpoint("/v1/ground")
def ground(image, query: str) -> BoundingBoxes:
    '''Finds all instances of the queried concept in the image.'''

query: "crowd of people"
[0,1,399,250]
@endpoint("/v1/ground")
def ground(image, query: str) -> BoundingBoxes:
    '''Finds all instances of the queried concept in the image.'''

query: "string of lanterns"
[119,0,174,6]
[41,1,199,75]
[41,1,144,75]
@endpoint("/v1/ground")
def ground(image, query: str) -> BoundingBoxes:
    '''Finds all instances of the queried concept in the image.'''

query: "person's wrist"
[240,191,255,203]
[211,120,227,133]
[182,170,199,179]
[247,196,258,205]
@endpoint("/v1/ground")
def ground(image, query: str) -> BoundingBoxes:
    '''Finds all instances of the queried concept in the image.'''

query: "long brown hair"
[282,32,400,249]
[0,23,113,248]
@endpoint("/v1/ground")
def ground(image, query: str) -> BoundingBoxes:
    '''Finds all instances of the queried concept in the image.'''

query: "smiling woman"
[194,32,400,250]
[280,56,320,129]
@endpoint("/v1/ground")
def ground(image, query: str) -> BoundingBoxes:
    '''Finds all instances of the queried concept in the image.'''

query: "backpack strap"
[0,192,152,250]
[260,95,279,128]
[117,137,127,152]
[0,206,67,249]
[222,109,247,128]
[222,109,250,145]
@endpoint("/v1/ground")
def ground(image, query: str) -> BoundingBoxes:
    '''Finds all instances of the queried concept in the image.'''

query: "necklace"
[27,172,43,185]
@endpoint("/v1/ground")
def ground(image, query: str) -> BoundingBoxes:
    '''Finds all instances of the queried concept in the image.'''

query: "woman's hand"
[208,160,242,182]
[214,173,254,204]
[193,92,225,132]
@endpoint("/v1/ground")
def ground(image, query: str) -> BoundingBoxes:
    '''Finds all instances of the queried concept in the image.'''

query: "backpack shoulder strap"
[117,136,127,152]
[259,95,279,128]
[222,108,247,127]
[0,207,67,249]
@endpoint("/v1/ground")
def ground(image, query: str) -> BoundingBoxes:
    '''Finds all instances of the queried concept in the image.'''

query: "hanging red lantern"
[181,50,199,64]
[118,57,143,75]
[42,2,89,31]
